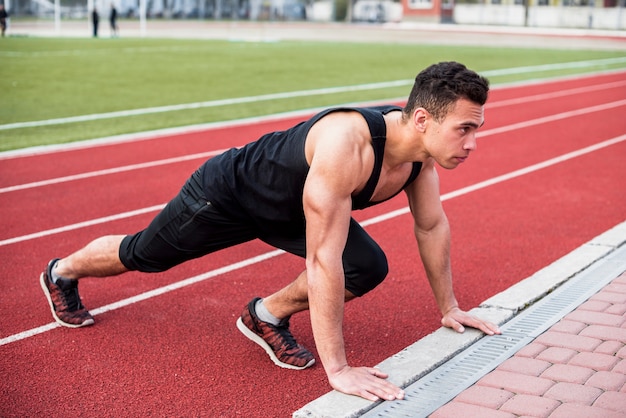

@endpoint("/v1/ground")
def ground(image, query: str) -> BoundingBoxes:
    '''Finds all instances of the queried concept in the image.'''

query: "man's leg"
[237,218,384,370]
[259,217,386,320]
[237,220,387,370]
[236,269,357,370]
[54,235,128,279]
[42,166,259,328]
[40,235,128,328]
[262,270,356,319]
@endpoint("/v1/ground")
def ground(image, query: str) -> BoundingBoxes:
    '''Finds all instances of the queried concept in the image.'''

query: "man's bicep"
[303,172,353,246]
[303,116,369,256]
[304,131,364,221]
[406,161,447,232]
[303,146,364,276]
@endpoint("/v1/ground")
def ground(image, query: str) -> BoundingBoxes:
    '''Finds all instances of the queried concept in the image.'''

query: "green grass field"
[1,35,625,152]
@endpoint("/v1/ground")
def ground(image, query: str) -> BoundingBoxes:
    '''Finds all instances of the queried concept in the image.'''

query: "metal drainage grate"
[363,244,626,418]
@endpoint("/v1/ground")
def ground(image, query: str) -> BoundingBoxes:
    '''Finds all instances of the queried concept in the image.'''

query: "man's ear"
[413,108,429,132]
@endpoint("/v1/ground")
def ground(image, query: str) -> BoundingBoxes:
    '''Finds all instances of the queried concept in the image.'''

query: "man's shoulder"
[366,104,403,113]
[316,104,401,117]
[314,105,401,126]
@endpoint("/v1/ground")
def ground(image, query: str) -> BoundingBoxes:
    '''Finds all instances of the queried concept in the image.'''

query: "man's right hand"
[328,365,405,402]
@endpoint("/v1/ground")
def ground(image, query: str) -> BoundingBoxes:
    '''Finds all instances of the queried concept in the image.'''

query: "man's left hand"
[441,307,501,335]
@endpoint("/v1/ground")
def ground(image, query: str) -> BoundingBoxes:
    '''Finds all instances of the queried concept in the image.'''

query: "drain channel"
[363,244,626,418]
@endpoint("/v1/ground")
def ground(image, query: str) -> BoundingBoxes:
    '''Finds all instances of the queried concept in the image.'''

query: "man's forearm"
[415,221,458,315]
[306,262,349,376]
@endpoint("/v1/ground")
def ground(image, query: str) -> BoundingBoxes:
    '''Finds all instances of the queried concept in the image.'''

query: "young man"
[109,4,118,38]
[41,61,501,402]
[0,4,8,37]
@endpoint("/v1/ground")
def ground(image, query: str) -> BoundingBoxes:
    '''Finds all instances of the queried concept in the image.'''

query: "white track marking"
[0,80,412,131]
[0,45,222,58]
[1,99,624,247]
[3,83,624,194]
[478,99,626,137]
[0,149,227,194]
[0,205,166,247]
[1,133,624,346]
[486,80,626,109]
[361,134,626,227]
[1,69,623,161]
[2,58,624,131]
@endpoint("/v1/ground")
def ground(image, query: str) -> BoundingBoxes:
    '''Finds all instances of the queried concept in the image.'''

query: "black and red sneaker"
[40,258,94,328]
[236,297,315,370]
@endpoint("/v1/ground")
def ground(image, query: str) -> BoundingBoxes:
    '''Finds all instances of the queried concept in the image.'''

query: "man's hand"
[328,365,405,402]
[441,307,501,335]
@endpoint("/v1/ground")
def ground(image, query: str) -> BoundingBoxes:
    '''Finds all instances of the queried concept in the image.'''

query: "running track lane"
[1,71,625,417]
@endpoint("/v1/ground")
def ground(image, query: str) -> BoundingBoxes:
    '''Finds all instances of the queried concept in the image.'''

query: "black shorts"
[119,168,388,296]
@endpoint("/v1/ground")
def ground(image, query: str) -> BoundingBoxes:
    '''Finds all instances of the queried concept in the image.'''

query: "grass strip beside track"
[4,57,625,132]
[1,37,625,151]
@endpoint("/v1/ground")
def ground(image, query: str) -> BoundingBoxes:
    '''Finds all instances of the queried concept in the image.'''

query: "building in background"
[4,0,625,28]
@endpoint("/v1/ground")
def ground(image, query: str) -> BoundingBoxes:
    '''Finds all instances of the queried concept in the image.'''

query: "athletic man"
[0,4,8,37]
[41,61,501,402]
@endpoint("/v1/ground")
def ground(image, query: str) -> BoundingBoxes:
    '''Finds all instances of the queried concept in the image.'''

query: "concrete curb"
[293,220,626,418]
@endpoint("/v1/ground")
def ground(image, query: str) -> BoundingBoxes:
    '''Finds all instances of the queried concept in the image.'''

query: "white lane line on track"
[0,205,166,247]
[2,83,625,195]
[0,80,413,131]
[1,99,625,247]
[1,132,625,346]
[1,70,623,162]
[1,45,221,58]
[486,80,626,109]
[479,98,626,137]
[361,134,626,228]
[0,149,228,194]
[2,58,624,132]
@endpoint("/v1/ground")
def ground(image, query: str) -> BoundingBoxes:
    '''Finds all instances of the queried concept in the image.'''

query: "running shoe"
[40,258,94,328]
[236,297,315,370]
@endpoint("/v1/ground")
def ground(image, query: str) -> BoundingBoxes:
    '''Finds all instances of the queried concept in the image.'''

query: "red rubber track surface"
[1,72,625,417]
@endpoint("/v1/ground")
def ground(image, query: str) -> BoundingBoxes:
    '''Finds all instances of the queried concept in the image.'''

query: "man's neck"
[383,112,428,166]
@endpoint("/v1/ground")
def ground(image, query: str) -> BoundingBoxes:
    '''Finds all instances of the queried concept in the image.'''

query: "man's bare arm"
[406,159,501,335]
[303,115,405,401]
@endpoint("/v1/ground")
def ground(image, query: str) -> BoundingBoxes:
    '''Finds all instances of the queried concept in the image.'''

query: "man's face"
[425,98,485,170]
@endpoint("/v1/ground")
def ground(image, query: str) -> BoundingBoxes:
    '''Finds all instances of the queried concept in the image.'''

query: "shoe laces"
[57,279,84,311]
[272,320,299,349]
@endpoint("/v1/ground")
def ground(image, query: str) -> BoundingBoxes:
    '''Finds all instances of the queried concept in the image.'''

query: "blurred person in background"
[110,4,118,37]
[92,7,99,37]
[0,4,9,37]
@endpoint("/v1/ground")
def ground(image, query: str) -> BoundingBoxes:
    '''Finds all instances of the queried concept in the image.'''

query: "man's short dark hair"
[403,62,490,122]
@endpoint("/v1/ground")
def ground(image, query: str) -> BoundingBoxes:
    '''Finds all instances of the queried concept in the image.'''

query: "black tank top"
[201,105,422,235]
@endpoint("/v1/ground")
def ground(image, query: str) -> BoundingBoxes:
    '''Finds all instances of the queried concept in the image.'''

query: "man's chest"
[369,163,415,203]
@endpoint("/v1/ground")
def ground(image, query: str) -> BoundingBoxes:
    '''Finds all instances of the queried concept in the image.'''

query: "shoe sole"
[236,317,315,371]
[40,273,94,328]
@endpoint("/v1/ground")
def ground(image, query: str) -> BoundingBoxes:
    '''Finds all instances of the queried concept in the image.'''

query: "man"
[0,4,8,37]
[109,4,118,37]
[91,7,99,38]
[41,61,501,402]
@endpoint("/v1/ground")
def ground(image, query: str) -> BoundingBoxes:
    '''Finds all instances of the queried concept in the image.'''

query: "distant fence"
[3,0,626,29]
[0,0,313,20]
[454,4,626,30]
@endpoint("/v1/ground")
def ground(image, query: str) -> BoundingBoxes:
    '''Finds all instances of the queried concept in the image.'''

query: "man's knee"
[344,246,388,297]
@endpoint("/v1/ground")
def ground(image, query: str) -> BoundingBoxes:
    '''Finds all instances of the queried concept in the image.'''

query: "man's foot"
[40,258,94,328]
[236,297,315,370]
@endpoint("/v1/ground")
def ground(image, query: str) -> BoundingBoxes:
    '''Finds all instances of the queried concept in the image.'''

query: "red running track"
[1,71,625,417]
